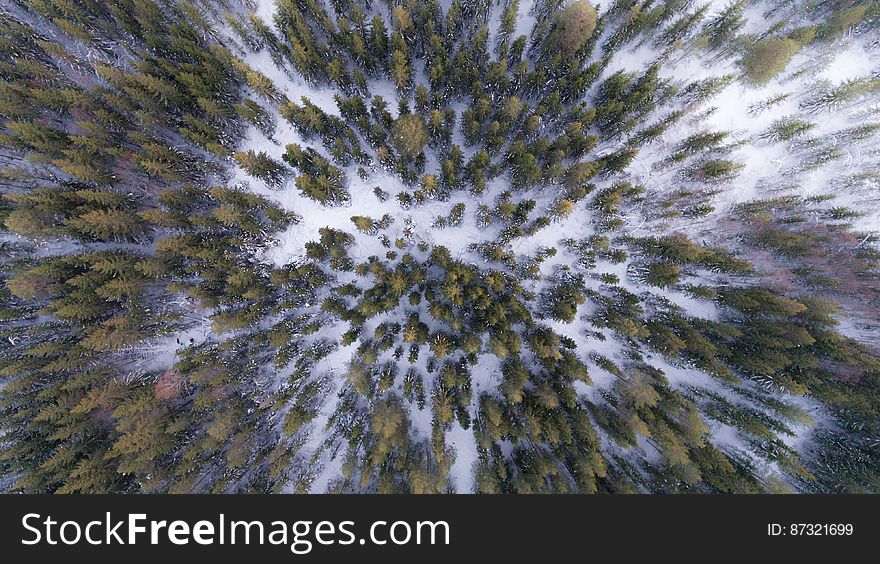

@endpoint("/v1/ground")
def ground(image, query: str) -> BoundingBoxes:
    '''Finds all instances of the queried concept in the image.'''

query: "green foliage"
[740,38,800,85]
[643,261,681,288]
[283,144,349,204]
[541,274,587,322]
[545,1,598,57]
[391,113,428,159]
[235,150,287,187]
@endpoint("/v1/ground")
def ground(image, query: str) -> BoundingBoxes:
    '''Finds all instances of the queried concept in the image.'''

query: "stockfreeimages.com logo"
[22,513,450,554]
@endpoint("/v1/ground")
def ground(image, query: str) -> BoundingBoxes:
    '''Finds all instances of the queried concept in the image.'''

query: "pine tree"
[67,209,144,241]
[740,38,800,85]
[544,1,597,57]
[391,113,428,159]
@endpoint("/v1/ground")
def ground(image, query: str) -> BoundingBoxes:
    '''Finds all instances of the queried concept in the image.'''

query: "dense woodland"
[1,0,879,493]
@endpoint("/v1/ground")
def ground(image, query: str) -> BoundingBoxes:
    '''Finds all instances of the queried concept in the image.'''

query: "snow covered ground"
[216,0,879,492]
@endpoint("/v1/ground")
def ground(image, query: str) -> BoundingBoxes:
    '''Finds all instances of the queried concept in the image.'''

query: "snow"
[253,0,278,26]
[211,0,880,492]
[446,422,477,493]
[513,0,537,40]
[817,42,876,83]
